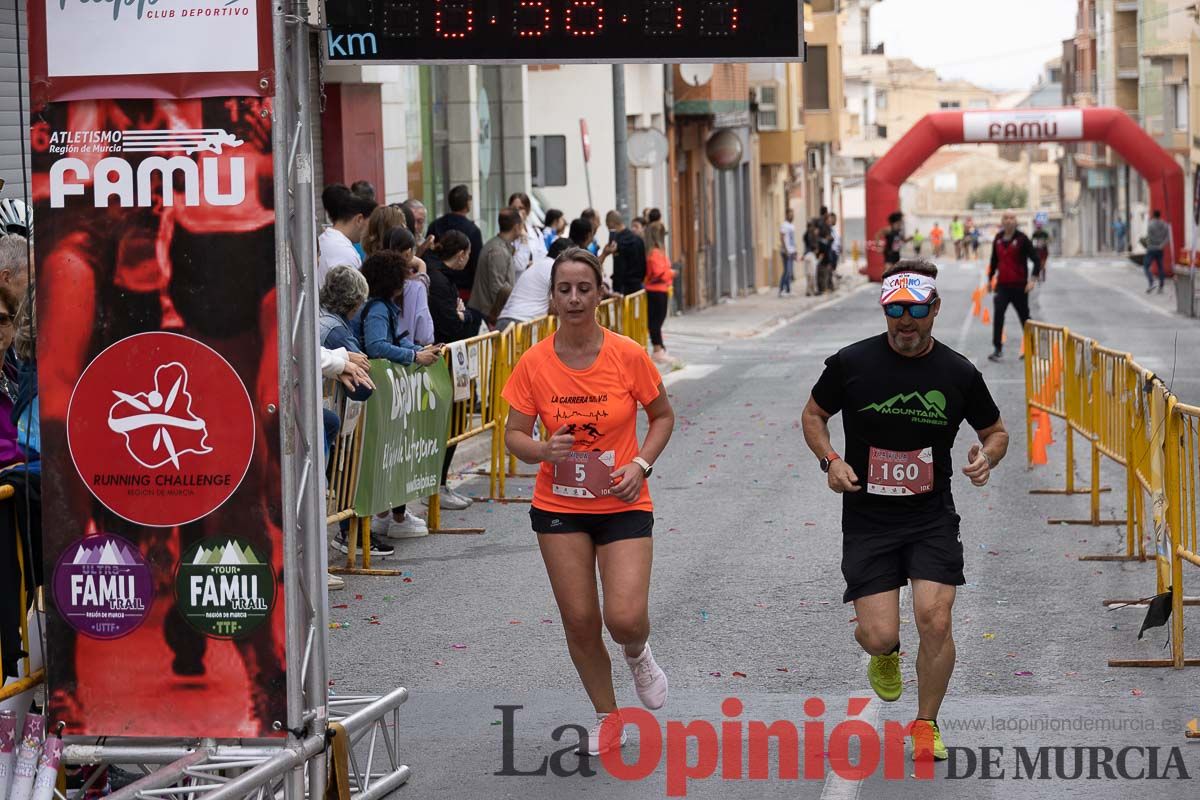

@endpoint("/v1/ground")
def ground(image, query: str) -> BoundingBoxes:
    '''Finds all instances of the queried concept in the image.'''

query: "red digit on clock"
[435,0,476,39]
[565,0,605,37]
[513,0,551,37]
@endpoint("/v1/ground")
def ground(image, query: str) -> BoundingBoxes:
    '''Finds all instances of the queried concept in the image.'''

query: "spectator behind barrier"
[319,266,374,403]
[355,252,442,368]
[362,204,407,258]
[423,231,477,345]
[384,227,435,346]
[0,283,41,680]
[496,237,572,331]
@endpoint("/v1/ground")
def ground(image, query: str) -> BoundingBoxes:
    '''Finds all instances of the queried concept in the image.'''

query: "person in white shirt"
[507,191,546,286]
[779,207,798,297]
[495,238,571,330]
[317,184,375,288]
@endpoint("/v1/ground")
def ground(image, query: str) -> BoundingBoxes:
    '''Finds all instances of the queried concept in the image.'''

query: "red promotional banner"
[33,96,285,738]
[27,0,275,106]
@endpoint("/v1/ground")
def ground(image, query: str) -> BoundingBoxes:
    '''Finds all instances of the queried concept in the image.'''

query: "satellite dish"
[678,64,714,87]
[626,129,669,169]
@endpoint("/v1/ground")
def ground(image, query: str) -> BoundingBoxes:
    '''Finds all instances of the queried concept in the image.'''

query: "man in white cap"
[800,259,1010,762]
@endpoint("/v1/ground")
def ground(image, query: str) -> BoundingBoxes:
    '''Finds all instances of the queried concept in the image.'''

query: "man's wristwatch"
[820,452,840,473]
[632,457,654,478]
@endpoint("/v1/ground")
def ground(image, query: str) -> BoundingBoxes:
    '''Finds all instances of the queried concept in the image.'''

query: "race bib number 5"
[867,447,935,496]
[553,450,617,499]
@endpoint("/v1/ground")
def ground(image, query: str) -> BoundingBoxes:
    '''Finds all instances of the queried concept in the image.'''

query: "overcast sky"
[870,0,1078,91]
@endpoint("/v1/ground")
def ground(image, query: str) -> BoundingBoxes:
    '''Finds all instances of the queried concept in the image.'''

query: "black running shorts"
[529,506,654,546]
[840,513,965,603]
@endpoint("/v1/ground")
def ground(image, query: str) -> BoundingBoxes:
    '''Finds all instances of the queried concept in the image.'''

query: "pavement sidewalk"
[663,270,869,340]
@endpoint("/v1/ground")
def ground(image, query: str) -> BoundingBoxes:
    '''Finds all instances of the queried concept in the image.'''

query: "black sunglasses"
[884,302,935,320]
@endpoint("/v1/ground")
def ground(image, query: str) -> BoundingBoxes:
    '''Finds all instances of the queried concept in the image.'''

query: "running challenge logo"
[860,391,949,426]
[67,332,255,527]
[108,362,211,470]
[494,701,1197,796]
[46,127,248,209]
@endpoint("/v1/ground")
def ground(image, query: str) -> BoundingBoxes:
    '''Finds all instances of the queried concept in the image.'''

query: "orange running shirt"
[502,328,663,515]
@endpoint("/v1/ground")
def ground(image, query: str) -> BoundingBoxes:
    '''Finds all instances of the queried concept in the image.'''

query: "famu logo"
[175,537,276,638]
[860,391,949,426]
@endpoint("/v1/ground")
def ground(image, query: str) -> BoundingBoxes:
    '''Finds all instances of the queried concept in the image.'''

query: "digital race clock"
[323,1,804,64]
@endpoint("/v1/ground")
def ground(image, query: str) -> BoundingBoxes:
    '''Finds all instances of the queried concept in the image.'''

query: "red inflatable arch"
[865,107,1185,281]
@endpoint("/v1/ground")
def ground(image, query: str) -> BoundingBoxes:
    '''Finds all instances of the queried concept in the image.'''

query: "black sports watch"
[632,457,654,478]
[820,453,840,473]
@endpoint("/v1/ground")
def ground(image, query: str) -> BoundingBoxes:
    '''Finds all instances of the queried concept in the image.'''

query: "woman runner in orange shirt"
[503,248,676,757]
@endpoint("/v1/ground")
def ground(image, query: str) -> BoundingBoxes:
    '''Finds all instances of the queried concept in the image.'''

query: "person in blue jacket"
[352,251,443,544]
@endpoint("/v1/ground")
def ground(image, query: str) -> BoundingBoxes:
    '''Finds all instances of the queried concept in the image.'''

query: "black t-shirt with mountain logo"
[811,333,1001,534]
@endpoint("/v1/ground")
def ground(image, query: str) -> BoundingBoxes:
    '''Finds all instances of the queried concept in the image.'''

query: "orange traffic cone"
[981,307,991,324]
[1031,411,1049,465]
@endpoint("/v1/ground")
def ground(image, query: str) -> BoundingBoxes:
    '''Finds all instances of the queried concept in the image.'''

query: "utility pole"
[613,64,630,222]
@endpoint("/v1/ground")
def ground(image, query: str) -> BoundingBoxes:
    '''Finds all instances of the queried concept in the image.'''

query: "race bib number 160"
[867,446,935,496]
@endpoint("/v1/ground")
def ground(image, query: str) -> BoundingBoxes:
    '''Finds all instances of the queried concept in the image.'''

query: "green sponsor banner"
[354,359,452,517]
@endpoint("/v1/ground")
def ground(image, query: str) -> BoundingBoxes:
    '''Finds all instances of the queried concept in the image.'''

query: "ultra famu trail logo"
[860,391,948,426]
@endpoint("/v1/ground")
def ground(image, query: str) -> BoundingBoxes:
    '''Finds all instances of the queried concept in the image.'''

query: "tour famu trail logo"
[176,537,276,638]
[861,391,948,426]
[108,362,211,470]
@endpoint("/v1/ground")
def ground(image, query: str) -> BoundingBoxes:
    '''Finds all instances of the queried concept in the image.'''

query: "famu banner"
[354,360,453,517]
[34,96,284,738]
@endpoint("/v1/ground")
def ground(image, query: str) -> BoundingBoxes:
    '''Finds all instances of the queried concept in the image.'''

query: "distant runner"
[1031,223,1050,283]
[801,259,1009,762]
[987,212,1041,362]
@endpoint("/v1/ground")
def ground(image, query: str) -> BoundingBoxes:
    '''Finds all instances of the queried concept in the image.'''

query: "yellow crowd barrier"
[1025,322,1199,669]
[0,483,46,703]
[324,384,401,575]
[427,331,501,534]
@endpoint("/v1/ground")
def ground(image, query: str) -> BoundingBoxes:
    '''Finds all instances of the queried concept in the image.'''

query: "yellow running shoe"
[866,652,902,702]
[911,719,948,761]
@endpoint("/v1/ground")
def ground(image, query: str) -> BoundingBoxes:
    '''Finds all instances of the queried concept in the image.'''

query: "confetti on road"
[1013,671,1033,677]
[329,622,349,629]
[732,671,747,678]
[509,620,521,624]
[1131,689,1144,697]
[433,660,443,666]
[332,604,349,609]
[983,633,995,640]
[450,644,468,650]
[709,672,722,677]
[776,667,789,673]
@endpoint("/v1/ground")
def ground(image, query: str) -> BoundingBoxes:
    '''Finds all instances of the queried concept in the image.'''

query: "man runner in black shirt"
[801,259,1009,761]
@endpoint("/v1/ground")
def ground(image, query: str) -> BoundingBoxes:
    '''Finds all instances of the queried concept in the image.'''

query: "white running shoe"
[386,510,429,539]
[577,712,628,756]
[625,644,668,710]
[438,486,472,510]
[327,573,345,590]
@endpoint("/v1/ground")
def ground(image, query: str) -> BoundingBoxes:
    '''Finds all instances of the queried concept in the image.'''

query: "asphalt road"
[328,256,1200,799]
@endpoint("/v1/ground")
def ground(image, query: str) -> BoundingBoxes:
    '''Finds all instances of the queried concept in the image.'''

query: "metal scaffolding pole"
[271,2,328,798]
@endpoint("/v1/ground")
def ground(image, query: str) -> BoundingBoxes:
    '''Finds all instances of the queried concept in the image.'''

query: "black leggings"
[993,285,1031,350]
[647,290,669,348]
